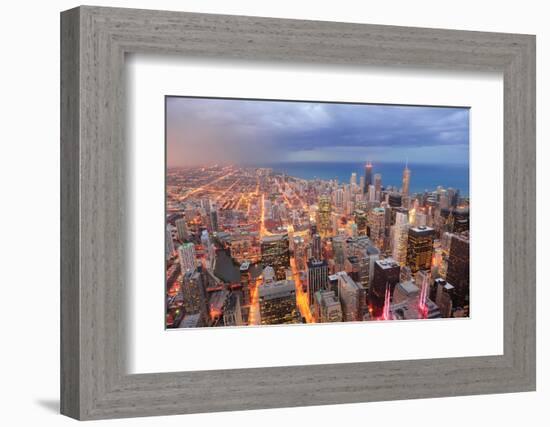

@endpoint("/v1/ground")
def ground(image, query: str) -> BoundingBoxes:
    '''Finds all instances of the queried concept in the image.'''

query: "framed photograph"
[61,6,536,420]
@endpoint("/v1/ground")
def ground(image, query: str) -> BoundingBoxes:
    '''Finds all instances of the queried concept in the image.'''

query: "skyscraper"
[363,161,373,194]
[370,258,401,317]
[209,209,219,232]
[313,290,343,323]
[182,270,207,317]
[374,173,382,197]
[353,209,368,236]
[317,195,332,236]
[311,233,322,261]
[445,232,470,308]
[239,261,251,306]
[166,225,175,260]
[201,230,215,269]
[337,271,366,321]
[307,259,329,307]
[388,193,402,208]
[175,217,189,241]
[350,172,357,188]
[332,235,346,271]
[402,162,411,196]
[259,280,299,325]
[367,207,386,249]
[391,211,409,266]
[293,236,307,271]
[334,188,344,210]
[434,278,455,318]
[368,184,376,202]
[260,233,290,280]
[177,242,196,273]
[452,207,470,233]
[223,292,243,326]
[406,226,435,273]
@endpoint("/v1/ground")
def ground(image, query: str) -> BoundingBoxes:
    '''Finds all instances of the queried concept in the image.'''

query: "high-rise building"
[177,242,196,273]
[182,270,207,317]
[334,188,344,210]
[260,233,290,280]
[388,193,402,208]
[374,173,382,197]
[200,198,211,214]
[445,232,470,308]
[350,172,357,188]
[293,236,307,271]
[332,236,347,271]
[166,225,175,260]
[402,163,411,196]
[259,280,298,325]
[406,226,435,273]
[175,217,189,241]
[316,195,332,236]
[223,292,243,326]
[337,271,366,321]
[313,290,343,323]
[353,209,368,236]
[439,192,450,210]
[311,233,322,261]
[391,211,409,266]
[367,207,386,249]
[414,212,427,227]
[453,207,470,233]
[368,184,376,202]
[209,209,219,232]
[434,278,455,318]
[307,259,329,306]
[447,188,459,207]
[201,230,215,269]
[363,162,373,194]
[239,261,251,306]
[370,258,401,317]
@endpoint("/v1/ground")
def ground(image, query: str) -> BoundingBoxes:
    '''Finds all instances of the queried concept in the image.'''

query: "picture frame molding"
[60,5,536,420]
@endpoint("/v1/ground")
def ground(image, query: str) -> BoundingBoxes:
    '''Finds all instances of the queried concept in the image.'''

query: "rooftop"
[397,280,419,295]
[410,225,435,234]
[376,258,400,269]
[259,280,296,300]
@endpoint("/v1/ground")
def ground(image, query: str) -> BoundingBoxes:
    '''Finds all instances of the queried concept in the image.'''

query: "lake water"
[260,162,469,196]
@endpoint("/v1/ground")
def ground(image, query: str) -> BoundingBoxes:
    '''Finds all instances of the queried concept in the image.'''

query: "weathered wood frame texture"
[61,5,536,420]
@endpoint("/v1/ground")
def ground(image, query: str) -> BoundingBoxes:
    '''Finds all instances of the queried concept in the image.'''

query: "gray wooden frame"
[61,5,536,421]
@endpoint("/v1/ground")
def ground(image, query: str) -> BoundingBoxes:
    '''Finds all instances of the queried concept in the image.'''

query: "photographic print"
[165,97,470,328]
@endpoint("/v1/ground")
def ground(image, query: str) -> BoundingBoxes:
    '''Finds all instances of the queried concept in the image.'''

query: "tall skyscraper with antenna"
[363,161,373,194]
[402,160,411,196]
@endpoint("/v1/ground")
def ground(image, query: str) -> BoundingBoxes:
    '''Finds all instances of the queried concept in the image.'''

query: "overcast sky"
[166,97,469,167]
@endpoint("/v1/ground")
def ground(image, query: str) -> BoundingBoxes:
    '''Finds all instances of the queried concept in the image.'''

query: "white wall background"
[0,0,546,425]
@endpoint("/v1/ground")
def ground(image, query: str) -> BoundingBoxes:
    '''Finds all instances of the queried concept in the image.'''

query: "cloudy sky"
[166,97,469,167]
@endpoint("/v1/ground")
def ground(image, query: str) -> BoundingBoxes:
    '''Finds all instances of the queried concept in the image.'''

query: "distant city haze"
[167,97,470,168]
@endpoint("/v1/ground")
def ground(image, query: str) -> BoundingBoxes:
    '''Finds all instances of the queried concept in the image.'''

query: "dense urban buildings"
[165,160,470,328]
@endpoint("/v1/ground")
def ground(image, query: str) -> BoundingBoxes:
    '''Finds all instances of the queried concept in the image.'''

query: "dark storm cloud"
[166,97,469,166]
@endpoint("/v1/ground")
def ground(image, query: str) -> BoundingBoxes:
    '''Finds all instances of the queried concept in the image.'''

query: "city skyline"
[165,97,470,329]
[167,97,469,167]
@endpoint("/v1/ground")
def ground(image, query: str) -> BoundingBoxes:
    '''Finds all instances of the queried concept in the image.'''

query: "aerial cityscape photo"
[165,97,470,328]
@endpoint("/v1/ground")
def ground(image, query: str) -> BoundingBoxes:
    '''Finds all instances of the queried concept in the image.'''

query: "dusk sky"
[166,97,469,167]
